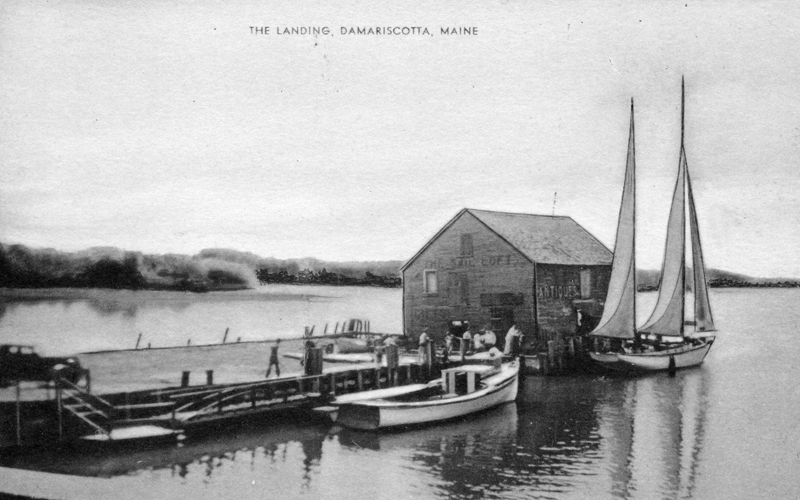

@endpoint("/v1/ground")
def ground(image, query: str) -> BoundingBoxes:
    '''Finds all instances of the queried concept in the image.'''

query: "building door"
[488,306,515,337]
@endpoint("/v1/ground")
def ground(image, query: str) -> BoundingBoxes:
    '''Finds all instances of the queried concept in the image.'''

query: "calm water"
[1,286,799,499]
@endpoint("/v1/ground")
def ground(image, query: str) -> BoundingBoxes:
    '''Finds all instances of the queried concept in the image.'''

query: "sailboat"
[589,80,716,373]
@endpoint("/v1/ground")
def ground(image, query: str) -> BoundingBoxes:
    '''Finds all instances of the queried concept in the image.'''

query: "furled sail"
[591,102,637,339]
[640,147,686,337]
[687,167,715,332]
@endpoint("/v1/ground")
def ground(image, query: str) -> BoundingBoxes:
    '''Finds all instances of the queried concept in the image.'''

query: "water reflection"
[595,368,710,500]
[1,372,711,499]
[2,417,330,483]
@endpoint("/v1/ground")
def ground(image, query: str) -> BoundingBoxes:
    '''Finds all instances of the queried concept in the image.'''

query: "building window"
[460,234,473,257]
[424,270,438,294]
[580,269,591,299]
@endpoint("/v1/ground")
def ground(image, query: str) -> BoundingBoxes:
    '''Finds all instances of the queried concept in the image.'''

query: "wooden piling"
[539,353,550,376]
[304,348,324,376]
[181,371,190,388]
[206,370,214,385]
[547,341,556,370]
[15,381,22,446]
[56,382,63,441]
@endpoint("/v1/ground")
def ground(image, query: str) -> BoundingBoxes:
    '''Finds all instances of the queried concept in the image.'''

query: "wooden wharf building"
[401,209,614,351]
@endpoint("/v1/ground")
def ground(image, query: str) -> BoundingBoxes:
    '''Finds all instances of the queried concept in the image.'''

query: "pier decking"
[0,353,428,449]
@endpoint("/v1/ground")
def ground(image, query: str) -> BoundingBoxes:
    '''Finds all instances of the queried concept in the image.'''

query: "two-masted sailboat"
[589,81,716,372]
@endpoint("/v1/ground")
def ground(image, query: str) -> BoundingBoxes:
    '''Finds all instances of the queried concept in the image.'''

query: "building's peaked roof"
[401,208,612,271]
[468,209,612,266]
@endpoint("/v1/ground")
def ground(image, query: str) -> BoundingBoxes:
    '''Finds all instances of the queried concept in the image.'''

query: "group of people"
[420,323,524,359]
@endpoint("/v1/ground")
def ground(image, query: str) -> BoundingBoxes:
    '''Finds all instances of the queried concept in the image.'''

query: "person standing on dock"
[266,339,281,378]
[504,324,521,357]
[482,325,497,350]
[461,327,473,355]
[418,328,430,365]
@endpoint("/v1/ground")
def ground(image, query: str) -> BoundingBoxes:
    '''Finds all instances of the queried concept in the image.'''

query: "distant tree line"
[0,243,403,292]
[256,267,402,287]
[708,278,800,288]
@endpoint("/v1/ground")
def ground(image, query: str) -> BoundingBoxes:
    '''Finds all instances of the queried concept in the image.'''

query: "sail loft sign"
[422,255,514,269]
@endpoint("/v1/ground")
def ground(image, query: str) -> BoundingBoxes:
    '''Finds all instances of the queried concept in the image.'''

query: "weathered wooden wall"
[403,213,612,350]
[403,212,534,343]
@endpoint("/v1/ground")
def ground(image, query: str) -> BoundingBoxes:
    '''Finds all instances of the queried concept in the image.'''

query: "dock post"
[15,381,22,446]
[539,353,549,376]
[305,348,324,376]
[86,370,91,393]
[357,371,364,391]
[386,345,399,386]
[206,370,214,385]
[329,373,336,395]
[181,371,190,388]
[56,380,63,441]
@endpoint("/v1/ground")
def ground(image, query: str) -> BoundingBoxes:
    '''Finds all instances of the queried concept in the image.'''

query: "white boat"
[80,424,182,444]
[589,80,716,373]
[336,360,519,430]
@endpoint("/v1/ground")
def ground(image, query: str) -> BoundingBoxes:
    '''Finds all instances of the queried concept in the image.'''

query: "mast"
[590,99,637,340]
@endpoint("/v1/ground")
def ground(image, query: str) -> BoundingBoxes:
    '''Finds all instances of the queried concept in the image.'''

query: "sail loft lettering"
[423,255,512,269]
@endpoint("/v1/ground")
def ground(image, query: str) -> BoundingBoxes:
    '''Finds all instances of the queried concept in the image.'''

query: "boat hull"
[616,338,714,371]
[591,337,715,373]
[337,362,519,430]
[588,351,636,373]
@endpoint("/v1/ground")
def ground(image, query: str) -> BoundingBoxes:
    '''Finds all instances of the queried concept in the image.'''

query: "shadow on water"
[1,415,331,481]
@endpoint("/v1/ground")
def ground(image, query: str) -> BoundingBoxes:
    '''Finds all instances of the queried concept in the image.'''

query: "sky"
[1,1,799,278]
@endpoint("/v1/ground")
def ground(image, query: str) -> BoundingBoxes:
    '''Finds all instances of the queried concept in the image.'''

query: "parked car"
[0,344,84,387]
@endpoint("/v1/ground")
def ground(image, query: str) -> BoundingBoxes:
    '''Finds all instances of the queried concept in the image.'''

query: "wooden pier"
[0,347,427,449]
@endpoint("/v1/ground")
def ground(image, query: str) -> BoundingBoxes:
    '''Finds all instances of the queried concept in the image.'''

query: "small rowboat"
[336,360,519,430]
[80,424,182,446]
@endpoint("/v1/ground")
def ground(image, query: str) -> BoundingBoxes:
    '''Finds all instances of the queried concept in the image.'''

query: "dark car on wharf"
[0,344,84,387]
